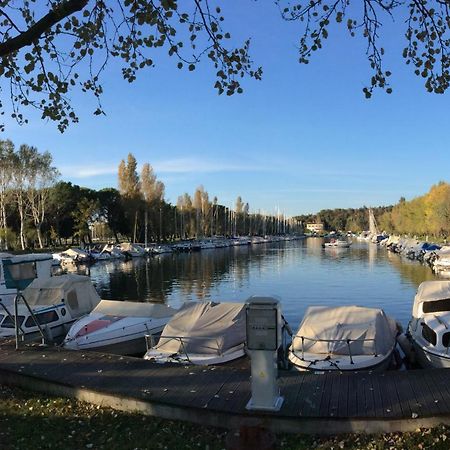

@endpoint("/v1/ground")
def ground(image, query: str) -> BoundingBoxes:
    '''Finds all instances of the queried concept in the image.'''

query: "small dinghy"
[143,301,246,365]
[63,300,177,355]
[288,305,398,372]
[406,280,450,368]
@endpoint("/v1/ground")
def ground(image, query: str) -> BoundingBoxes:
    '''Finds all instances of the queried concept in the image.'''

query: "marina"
[2,237,450,436]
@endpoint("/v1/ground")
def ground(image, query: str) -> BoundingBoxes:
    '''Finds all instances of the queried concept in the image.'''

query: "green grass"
[1,385,450,450]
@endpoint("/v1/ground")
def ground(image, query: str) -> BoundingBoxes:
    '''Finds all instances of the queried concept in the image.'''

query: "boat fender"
[397,333,415,365]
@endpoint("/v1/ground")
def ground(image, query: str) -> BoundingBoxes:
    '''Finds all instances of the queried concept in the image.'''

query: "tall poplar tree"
[118,153,141,243]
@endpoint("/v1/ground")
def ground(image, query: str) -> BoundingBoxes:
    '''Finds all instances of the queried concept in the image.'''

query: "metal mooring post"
[245,296,284,411]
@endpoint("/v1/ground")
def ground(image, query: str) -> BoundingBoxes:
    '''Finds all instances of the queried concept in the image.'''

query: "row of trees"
[378,182,450,239]
[294,181,450,240]
[294,206,393,233]
[0,142,301,250]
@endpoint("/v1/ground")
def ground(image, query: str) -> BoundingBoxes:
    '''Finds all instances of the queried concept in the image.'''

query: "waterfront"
[85,238,439,329]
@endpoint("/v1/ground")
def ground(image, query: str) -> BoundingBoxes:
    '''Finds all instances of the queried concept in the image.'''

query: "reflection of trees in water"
[387,251,436,287]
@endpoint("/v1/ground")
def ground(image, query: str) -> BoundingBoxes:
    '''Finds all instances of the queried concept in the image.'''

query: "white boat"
[117,243,146,257]
[63,300,177,355]
[54,248,91,265]
[151,245,173,255]
[288,305,398,372]
[406,281,450,368]
[144,301,246,365]
[0,253,54,307]
[323,238,351,248]
[432,246,450,276]
[0,274,100,342]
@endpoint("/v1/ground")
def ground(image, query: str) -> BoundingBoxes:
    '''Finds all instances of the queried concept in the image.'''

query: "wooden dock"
[1,339,450,434]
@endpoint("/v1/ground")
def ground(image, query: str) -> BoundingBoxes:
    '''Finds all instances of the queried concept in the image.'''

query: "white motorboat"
[0,253,54,307]
[0,274,100,342]
[288,305,398,372]
[118,243,146,257]
[144,301,246,365]
[406,281,450,368]
[63,300,177,355]
[432,246,450,276]
[323,238,351,248]
[53,248,92,265]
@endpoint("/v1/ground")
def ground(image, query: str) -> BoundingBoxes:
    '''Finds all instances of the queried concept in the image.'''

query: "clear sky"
[2,2,449,216]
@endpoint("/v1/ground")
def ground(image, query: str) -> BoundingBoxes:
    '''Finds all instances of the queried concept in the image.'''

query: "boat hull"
[411,340,450,369]
[288,349,394,372]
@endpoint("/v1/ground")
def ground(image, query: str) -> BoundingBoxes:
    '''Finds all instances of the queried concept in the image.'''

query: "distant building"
[306,223,324,233]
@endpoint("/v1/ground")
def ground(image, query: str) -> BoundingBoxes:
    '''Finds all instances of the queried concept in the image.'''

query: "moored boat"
[322,238,351,248]
[143,301,246,365]
[0,274,100,343]
[406,280,450,368]
[288,305,398,372]
[63,300,177,355]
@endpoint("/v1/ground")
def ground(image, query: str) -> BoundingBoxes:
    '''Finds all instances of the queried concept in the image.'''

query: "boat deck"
[1,339,450,434]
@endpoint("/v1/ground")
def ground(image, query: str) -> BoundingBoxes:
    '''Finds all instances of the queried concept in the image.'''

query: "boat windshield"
[1,315,25,328]
[423,298,450,313]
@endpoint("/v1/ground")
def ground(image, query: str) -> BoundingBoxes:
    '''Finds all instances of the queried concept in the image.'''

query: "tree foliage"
[2,1,450,131]
[0,0,261,132]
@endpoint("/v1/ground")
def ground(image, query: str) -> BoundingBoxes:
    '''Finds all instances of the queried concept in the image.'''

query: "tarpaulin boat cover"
[22,274,100,317]
[413,281,450,317]
[291,305,397,356]
[154,302,246,355]
[62,248,90,258]
[93,299,176,318]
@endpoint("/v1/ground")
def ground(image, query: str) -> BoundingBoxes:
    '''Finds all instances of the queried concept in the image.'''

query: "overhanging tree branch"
[0,0,89,57]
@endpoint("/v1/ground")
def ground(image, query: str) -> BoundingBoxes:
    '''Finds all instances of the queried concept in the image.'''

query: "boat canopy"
[154,302,246,355]
[93,299,176,318]
[291,305,397,356]
[22,274,100,316]
[413,281,450,317]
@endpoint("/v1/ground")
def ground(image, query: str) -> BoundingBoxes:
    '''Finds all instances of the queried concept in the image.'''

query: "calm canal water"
[86,238,439,329]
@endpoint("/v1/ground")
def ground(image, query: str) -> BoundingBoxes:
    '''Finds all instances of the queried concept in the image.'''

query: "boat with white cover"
[63,300,177,355]
[144,301,246,365]
[432,246,450,276]
[288,305,398,372]
[0,274,100,342]
[406,280,450,368]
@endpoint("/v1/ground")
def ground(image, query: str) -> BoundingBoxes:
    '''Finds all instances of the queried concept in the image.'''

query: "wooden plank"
[425,370,450,415]
[204,370,248,411]
[299,373,327,417]
[193,367,243,409]
[362,374,375,418]
[328,373,341,418]
[318,373,334,417]
[279,372,306,416]
[346,371,359,417]
[370,373,385,417]
[378,372,402,418]
[405,371,438,417]
[392,372,415,418]
[337,373,349,418]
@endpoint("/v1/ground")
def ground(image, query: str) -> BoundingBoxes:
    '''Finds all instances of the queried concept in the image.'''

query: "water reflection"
[85,239,439,328]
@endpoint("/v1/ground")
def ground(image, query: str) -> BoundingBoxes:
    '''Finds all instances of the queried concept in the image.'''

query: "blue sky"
[2,2,449,216]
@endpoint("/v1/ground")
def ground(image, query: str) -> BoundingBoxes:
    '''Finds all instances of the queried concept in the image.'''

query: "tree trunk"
[144,208,148,247]
[133,210,138,243]
[36,223,44,249]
